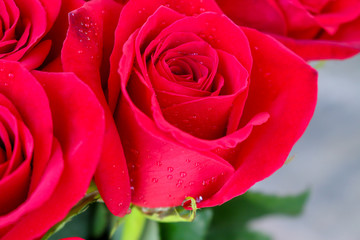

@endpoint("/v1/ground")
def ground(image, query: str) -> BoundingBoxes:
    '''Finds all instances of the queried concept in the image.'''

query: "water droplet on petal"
[176,180,183,188]
[152,178,158,183]
[180,172,187,178]
[168,167,174,172]
[167,175,173,180]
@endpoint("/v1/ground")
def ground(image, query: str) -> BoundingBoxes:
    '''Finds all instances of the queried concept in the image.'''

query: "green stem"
[121,207,147,240]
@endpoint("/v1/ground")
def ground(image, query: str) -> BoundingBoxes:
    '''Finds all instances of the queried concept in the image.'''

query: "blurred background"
[251,55,360,240]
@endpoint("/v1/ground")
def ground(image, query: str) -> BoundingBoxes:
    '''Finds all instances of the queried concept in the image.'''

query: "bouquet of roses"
[0,0,358,239]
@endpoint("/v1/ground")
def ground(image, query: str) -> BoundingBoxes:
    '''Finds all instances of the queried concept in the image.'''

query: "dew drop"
[130,186,134,191]
[180,172,187,178]
[189,181,195,186]
[176,179,183,188]
[7,73,14,78]
[167,175,173,180]
[168,167,174,172]
[127,208,132,214]
[156,161,162,166]
[185,159,191,163]
[118,202,123,207]
[152,178,158,183]
[195,162,200,167]
[254,46,259,50]
[77,50,83,54]
[85,23,90,28]
[202,180,206,186]
[196,196,203,203]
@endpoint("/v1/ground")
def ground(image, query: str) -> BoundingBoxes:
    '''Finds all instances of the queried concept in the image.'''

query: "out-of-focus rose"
[0,61,105,239]
[215,0,360,60]
[62,0,317,211]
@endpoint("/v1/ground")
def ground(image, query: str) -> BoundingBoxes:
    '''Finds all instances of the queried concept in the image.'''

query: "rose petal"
[115,96,235,207]
[2,70,106,239]
[0,61,53,194]
[108,0,222,111]
[200,28,317,207]
[62,0,131,216]
[215,0,287,35]
[0,138,63,229]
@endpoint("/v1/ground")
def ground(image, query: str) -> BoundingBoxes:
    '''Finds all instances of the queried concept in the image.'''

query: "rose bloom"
[0,0,63,69]
[62,0,317,212]
[0,0,91,70]
[0,61,105,239]
[215,0,360,60]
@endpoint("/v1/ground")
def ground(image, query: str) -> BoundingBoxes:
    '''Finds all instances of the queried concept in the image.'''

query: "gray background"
[251,55,360,240]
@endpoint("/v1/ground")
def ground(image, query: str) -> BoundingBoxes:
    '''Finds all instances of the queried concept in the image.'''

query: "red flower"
[0,61,105,239]
[62,0,317,211]
[0,0,62,69]
[216,0,360,60]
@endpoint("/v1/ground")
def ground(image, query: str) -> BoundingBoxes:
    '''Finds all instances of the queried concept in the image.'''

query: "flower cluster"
[0,0,358,239]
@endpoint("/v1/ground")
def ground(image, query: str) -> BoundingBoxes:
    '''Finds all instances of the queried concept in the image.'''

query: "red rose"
[62,0,317,211]
[215,0,360,60]
[0,0,62,69]
[0,61,105,239]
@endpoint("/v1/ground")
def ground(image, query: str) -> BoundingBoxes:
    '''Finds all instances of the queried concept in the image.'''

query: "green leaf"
[206,190,310,240]
[159,209,213,240]
[237,230,272,240]
[43,191,101,240]
[91,203,110,238]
